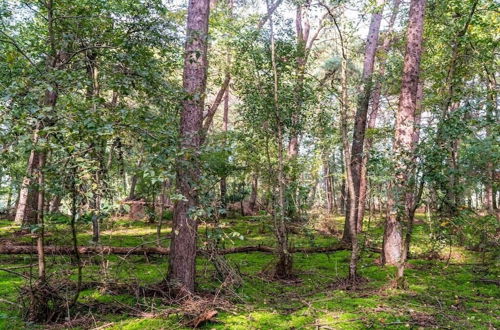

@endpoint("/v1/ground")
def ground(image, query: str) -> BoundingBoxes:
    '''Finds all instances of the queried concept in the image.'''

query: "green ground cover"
[0,215,498,329]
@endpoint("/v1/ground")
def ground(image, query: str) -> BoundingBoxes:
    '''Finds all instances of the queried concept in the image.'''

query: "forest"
[0,0,498,328]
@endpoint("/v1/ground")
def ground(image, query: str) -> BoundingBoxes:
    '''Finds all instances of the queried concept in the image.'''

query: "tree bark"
[345,0,385,239]
[382,0,426,284]
[267,0,292,278]
[404,81,424,258]
[355,0,401,237]
[168,0,210,296]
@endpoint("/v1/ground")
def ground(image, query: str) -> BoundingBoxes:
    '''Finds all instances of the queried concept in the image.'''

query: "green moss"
[0,215,498,329]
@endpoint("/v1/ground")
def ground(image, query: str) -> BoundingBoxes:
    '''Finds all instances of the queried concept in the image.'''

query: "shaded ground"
[0,214,498,329]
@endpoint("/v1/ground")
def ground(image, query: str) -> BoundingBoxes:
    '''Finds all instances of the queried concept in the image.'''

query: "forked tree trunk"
[168,0,210,295]
[383,0,426,285]
[344,0,385,242]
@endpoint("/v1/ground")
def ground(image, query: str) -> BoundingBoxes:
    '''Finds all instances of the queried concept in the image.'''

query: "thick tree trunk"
[345,0,385,238]
[382,0,426,285]
[168,0,210,296]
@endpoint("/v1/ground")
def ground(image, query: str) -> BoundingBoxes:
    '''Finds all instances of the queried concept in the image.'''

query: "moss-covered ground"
[0,214,498,329]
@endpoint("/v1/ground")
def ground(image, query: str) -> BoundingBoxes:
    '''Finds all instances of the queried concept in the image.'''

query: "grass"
[0,214,498,329]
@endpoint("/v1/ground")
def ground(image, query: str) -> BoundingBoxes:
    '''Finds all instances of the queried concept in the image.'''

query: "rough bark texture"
[168,0,210,295]
[354,0,401,241]
[343,0,385,242]
[383,0,426,269]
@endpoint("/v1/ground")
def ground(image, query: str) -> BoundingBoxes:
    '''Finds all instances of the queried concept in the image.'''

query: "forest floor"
[0,213,498,329]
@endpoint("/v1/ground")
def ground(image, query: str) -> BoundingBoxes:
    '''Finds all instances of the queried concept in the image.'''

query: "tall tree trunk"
[437,0,479,216]
[484,72,497,216]
[267,0,291,278]
[330,15,360,280]
[36,153,46,281]
[382,0,426,287]
[16,0,60,229]
[219,76,230,218]
[168,0,210,295]
[339,148,346,215]
[345,0,385,239]
[404,81,424,258]
[219,0,233,218]
[355,0,401,236]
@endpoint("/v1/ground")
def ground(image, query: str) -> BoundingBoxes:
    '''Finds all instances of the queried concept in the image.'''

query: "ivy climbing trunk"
[168,0,210,295]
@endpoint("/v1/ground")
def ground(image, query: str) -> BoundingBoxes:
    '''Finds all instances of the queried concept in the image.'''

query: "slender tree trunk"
[339,149,346,216]
[484,72,497,215]
[168,0,210,296]
[36,153,46,281]
[250,173,258,212]
[267,0,291,278]
[356,0,401,237]
[382,0,426,287]
[324,156,334,214]
[220,79,230,218]
[219,0,232,218]
[345,0,385,239]
[437,0,479,216]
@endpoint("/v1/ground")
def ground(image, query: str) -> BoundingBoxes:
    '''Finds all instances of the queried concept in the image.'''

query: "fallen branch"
[0,244,381,256]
